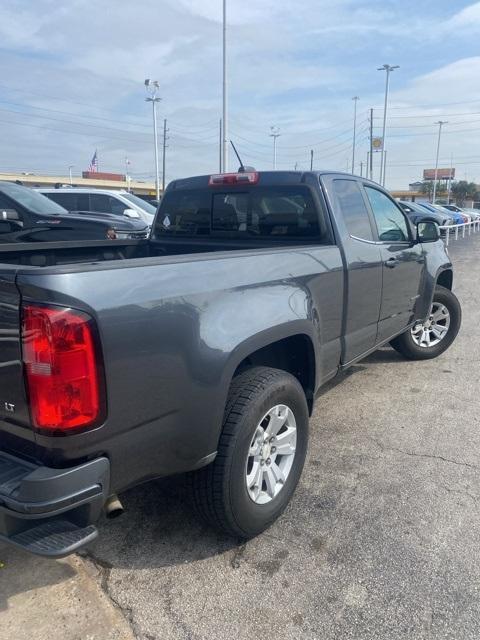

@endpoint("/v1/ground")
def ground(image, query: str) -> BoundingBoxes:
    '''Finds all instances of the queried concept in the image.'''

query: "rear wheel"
[390,285,461,360]
[190,366,309,538]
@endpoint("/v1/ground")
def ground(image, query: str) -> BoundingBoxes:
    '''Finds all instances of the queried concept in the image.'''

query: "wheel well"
[233,334,316,414]
[437,269,453,290]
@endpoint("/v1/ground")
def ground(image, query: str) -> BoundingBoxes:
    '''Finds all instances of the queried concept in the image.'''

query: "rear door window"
[331,179,374,241]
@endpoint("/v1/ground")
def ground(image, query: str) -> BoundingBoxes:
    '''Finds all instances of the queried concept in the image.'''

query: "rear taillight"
[22,304,104,433]
[208,172,259,186]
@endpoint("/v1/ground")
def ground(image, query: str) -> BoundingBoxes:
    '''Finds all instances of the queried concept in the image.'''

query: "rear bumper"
[0,451,109,557]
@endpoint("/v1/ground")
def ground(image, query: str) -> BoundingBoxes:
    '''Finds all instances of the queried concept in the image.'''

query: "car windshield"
[122,193,156,215]
[1,182,68,215]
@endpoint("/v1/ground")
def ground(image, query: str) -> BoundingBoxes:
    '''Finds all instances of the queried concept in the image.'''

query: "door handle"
[384,258,399,268]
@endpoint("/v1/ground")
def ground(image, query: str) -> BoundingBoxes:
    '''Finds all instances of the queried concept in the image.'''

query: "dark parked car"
[0,170,460,557]
[398,200,453,228]
[0,181,149,243]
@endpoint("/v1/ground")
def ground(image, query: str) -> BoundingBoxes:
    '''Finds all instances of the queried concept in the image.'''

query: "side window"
[364,187,409,242]
[332,179,373,241]
[109,197,127,216]
[46,192,77,210]
[90,194,113,214]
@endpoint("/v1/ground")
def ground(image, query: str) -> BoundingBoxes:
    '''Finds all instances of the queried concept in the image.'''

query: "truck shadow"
[85,348,404,571]
[85,476,239,570]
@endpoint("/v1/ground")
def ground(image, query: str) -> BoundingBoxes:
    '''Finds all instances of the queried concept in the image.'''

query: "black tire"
[390,285,461,360]
[190,366,309,538]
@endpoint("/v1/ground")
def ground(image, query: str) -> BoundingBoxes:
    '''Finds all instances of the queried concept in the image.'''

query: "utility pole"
[369,108,373,180]
[222,0,228,172]
[144,79,161,201]
[360,161,363,177]
[352,96,359,175]
[310,149,314,171]
[124,157,131,192]
[219,119,223,172]
[270,126,281,170]
[377,64,399,186]
[447,152,453,203]
[432,120,447,203]
[68,165,74,186]
[367,152,370,178]
[162,119,169,194]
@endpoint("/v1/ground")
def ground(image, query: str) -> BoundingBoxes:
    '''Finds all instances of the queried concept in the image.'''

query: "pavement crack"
[370,437,479,470]
[80,550,141,639]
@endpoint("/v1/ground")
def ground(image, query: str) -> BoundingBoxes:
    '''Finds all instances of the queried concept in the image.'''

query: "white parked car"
[39,188,156,227]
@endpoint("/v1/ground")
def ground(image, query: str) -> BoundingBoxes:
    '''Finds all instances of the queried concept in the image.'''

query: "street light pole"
[68,165,74,186]
[270,126,281,169]
[378,64,399,186]
[352,96,359,174]
[145,79,161,201]
[222,0,228,172]
[432,120,448,204]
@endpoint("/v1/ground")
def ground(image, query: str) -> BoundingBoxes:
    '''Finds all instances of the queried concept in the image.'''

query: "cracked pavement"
[1,234,479,640]
[84,234,480,640]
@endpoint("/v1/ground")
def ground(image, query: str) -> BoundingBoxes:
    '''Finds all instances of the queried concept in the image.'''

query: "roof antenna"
[230,140,244,171]
[230,140,255,173]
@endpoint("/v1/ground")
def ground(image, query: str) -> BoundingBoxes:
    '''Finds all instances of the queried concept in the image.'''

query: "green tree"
[450,181,479,206]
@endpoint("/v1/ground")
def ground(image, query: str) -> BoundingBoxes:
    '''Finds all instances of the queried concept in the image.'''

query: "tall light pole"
[270,126,281,169]
[222,0,228,172]
[432,120,448,204]
[145,79,161,201]
[352,96,359,175]
[68,165,74,186]
[377,64,399,186]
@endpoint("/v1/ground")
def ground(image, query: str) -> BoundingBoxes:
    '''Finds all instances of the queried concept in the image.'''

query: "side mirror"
[417,221,440,243]
[0,208,20,221]
[123,208,140,219]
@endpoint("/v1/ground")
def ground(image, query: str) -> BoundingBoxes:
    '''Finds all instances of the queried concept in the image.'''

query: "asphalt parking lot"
[2,234,480,640]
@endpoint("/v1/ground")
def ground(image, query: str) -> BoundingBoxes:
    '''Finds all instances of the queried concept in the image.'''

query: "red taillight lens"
[208,172,259,186]
[22,304,103,433]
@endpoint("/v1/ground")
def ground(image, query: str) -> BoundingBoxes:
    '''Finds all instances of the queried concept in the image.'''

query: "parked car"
[460,207,480,220]
[418,202,464,225]
[39,188,156,227]
[0,170,460,558]
[0,181,149,243]
[398,200,453,228]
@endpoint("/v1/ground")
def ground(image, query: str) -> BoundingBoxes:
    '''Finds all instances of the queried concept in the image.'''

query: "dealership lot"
[2,234,479,640]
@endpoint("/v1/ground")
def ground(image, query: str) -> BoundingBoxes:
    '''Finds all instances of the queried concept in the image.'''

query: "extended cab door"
[362,184,425,343]
[321,175,383,364]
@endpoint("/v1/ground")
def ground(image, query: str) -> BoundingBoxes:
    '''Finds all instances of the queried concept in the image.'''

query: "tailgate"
[0,271,34,453]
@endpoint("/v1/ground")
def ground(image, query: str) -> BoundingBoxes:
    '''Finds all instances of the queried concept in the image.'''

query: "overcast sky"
[1,0,480,189]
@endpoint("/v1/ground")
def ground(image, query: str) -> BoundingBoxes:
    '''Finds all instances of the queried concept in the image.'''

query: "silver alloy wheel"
[411,302,450,348]
[245,404,297,505]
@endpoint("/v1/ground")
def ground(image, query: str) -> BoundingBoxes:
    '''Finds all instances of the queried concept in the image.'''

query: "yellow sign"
[372,137,383,151]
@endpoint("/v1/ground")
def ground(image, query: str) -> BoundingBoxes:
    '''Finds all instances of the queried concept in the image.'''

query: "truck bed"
[0,233,335,269]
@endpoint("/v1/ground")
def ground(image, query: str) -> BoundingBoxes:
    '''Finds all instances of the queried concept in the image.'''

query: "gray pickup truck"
[0,170,461,558]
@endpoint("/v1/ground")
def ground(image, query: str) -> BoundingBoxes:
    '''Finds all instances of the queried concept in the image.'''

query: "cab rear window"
[154,186,326,241]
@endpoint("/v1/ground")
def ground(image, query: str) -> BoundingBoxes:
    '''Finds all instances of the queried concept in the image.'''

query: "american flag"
[88,150,98,172]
